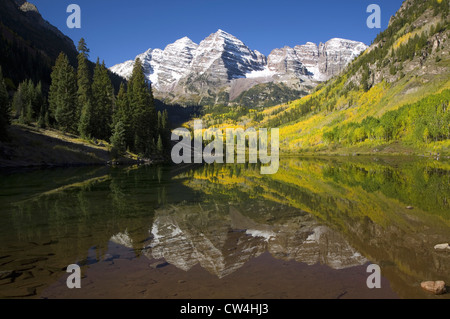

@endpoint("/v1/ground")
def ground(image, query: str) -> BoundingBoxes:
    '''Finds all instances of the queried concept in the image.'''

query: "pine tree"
[0,66,11,140]
[128,58,157,156]
[157,134,163,154]
[78,100,93,138]
[110,120,126,155]
[33,81,44,120]
[112,83,133,149]
[14,80,44,124]
[157,111,162,131]
[14,80,33,124]
[77,38,92,136]
[162,109,169,131]
[48,53,64,122]
[91,59,113,140]
[38,100,49,128]
[12,83,24,122]
[49,53,78,133]
[157,109,170,154]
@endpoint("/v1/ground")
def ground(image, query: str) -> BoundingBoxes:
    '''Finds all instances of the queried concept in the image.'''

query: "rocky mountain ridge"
[110,30,367,106]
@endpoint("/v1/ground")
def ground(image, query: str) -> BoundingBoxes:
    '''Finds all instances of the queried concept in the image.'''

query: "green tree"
[128,58,157,156]
[37,100,49,128]
[77,38,92,137]
[14,80,33,124]
[32,81,44,120]
[157,134,163,154]
[110,120,126,156]
[49,53,78,133]
[12,83,27,123]
[423,127,429,144]
[78,100,93,138]
[91,59,113,140]
[112,83,133,149]
[361,65,371,91]
[0,66,11,140]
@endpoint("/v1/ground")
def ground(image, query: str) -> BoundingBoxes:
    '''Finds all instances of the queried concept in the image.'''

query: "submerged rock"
[434,243,449,251]
[149,260,169,269]
[421,281,446,295]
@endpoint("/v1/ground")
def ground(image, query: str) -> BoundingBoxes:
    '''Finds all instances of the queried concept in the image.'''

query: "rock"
[406,206,414,209]
[421,281,446,295]
[19,1,39,14]
[434,243,449,251]
[149,260,169,269]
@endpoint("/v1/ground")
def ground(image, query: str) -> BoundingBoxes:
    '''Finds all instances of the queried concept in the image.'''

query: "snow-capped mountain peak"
[110,30,367,104]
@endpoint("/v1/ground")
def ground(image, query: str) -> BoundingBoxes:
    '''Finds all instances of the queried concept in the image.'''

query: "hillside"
[0,0,124,92]
[195,0,450,156]
[0,124,141,168]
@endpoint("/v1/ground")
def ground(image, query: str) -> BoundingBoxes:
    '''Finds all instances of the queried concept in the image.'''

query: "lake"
[0,157,449,299]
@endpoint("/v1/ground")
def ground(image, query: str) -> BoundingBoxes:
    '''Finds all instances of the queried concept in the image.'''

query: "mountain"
[0,0,124,92]
[110,30,367,107]
[196,0,449,156]
[0,0,78,89]
[139,203,366,278]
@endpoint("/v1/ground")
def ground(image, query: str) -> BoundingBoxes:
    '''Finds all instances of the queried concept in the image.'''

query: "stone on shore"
[420,281,446,295]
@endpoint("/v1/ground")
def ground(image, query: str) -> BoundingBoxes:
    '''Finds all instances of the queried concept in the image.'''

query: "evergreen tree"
[91,59,113,140]
[77,38,92,137]
[12,83,25,122]
[0,66,10,140]
[112,83,133,150]
[33,81,44,119]
[158,109,170,154]
[14,80,44,124]
[157,134,163,154]
[37,100,49,128]
[110,120,126,155]
[128,58,157,156]
[162,109,169,131]
[49,53,78,133]
[48,53,64,122]
[78,100,93,138]
[157,111,162,131]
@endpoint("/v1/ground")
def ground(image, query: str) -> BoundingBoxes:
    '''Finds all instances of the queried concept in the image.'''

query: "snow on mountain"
[110,30,367,103]
[189,29,266,82]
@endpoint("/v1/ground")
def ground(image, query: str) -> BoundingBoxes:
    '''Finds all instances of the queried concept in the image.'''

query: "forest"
[0,39,171,159]
[323,90,450,147]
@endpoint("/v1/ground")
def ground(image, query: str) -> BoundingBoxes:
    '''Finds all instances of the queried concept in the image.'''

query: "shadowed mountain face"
[0,158,449,298]
[0,0,125,92]
[0,0,77,88]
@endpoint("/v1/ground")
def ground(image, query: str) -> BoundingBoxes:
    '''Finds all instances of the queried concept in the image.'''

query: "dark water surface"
[0,157,448,299]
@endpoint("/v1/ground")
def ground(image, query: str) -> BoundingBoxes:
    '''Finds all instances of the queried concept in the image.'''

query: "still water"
[0,157,449,299]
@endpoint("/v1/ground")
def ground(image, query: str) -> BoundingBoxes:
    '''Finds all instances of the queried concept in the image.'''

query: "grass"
[0,123,140,168]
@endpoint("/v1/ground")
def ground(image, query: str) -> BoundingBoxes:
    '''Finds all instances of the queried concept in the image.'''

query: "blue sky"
[32,0,405,67]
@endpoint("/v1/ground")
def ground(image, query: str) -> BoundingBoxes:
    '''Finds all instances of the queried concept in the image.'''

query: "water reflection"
[142,203,366,278]
[0,157,449,298]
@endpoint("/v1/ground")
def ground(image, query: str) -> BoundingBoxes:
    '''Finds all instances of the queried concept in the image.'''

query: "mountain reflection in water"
[0,157,449,298]
[116,203,367,278]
